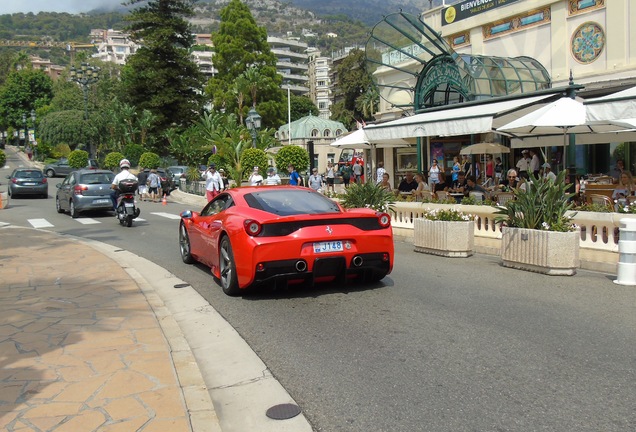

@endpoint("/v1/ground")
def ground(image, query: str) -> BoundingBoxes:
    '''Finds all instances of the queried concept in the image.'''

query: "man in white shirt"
[205,164,222,202]
[249,167,264,186]
[542,163,557,182]
[111,159,138,210]
[375,161,386,184]
[529,149,541,176]
[263,167,281,185]
[516,149,531,179]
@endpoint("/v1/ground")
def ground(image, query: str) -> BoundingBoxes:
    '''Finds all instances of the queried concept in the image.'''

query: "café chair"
[417,190,434,202]
[588,193,613,209]
[469,191,485,202]
[495,192,514,205]
[435,190,449,201]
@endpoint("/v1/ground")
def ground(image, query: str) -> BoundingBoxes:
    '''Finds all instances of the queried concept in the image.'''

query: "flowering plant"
[422,208,474,222]
[616,200,636,214]
[494,171,576,232]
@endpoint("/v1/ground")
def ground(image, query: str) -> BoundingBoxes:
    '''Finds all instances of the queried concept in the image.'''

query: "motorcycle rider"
[111,159,138,213]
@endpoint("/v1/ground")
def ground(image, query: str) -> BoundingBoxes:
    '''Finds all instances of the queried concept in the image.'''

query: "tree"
[206,0,284,128]
[0,68,53,130]
[331,49,374,130]
[38,110,99,151]
[121,0,204,143]
[275,145,310,175]
[290,94,319,121]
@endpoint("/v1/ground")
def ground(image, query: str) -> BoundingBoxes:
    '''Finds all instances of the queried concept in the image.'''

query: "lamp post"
[70,62,100,157]
[245,106,262,148]
[21,112,26,149]
[31,109,37,161]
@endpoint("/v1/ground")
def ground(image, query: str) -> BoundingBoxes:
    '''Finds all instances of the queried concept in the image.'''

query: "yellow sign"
[445,6,457,24]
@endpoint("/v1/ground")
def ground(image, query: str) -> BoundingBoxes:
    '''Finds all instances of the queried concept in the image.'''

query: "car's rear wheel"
[56,197,64,213]
[179,222,194,264]
[46,169,55,178]
[70,201,79,218]
[219,236,240,296]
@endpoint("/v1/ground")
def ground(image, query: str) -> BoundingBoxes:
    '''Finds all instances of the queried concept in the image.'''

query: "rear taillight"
[244,219,262,236]
[377,212,391,228]
[73,184,88,195]
[11,178,17,184]
[42,178,47,184]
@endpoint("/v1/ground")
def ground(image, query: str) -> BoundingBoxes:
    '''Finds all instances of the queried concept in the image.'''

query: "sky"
[0,0,125,15]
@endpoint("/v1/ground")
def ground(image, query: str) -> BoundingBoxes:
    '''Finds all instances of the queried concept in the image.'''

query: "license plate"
[94,199,110,204]
[24,182,37,186]
[313,241,343,253]
[124,203,134,207]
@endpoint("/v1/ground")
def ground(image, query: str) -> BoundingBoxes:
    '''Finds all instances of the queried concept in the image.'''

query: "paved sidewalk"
[0,227,220,432]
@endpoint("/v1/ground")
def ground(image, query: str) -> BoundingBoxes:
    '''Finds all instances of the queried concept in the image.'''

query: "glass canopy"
[365,12,551,112]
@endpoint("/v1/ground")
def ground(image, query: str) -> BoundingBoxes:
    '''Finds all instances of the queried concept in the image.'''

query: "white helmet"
[119,159,131,169]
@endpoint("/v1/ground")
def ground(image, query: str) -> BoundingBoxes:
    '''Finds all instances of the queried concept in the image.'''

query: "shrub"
[35,141,52,159]
[138,152,161,169]
[0,150,5,167]
[123,143,145,167]
[241,148,268,178]
[68,149,89,169]
[52,143,71,159]
[104,152,125,171]
[275,145,309,175]
[340,181,395,212]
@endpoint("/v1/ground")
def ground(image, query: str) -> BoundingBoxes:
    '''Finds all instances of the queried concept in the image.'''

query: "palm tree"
[356,86,379,120]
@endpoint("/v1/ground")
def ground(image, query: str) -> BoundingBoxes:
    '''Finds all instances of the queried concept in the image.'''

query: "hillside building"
[92,29,139,65]
[267,35,309,95]
[307,48,332,119]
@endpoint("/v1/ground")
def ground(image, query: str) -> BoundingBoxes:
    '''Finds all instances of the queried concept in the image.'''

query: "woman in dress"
[451,156,461,182]
[429,159,441,189]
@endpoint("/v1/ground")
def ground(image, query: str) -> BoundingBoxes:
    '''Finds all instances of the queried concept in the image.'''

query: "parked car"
[44,158,99,177]
[167,165,189,186]
[6,168,48,198]
[178,186,394,296]
[55,169,115,218]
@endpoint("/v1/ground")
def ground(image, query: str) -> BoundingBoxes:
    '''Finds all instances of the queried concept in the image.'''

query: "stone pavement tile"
[53,376,109,402]
[138,387,189,418]
[22,415,65,431]
[126,351,177,383]
[52,410,106,432]
[21,402,83,418]
[21,381,66,400]
[104,397,149,421]
[140,417,190,432]
[92,370,157,400]
[99,417,149,432]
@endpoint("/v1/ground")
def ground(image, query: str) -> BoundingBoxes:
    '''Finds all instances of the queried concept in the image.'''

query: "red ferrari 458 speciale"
[179,186,394,295]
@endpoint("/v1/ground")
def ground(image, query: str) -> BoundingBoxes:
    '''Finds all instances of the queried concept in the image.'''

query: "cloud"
[0,0,125,14]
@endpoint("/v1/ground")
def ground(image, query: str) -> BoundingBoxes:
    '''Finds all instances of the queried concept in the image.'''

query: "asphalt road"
[2,147,635,431]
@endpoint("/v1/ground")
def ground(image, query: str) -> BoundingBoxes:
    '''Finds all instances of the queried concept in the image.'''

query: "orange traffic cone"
[162,194,167,206]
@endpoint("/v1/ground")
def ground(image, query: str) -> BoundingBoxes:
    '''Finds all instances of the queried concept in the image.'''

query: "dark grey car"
[55,169,115,218]
[44,158,99,177]
[6,168,48,198]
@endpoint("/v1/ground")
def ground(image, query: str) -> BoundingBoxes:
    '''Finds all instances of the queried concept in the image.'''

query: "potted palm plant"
[494,171,579,275]
[414,208,475,257]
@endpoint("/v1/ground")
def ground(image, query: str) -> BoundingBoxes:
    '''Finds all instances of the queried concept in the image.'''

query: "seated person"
[448,171,468,194]
[398,171,418,193]
[434,172,448,194]
[612,171,633,200]
[498,169,520,192]
[464,175,486,196]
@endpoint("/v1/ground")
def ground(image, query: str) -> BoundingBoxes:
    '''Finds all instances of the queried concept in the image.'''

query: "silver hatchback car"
[55,169,116,218]
[6,168,48,198]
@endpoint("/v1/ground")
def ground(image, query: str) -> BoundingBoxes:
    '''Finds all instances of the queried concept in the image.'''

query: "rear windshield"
[244,190,341,216]
[16,170,43,179]
[80,173,114,184]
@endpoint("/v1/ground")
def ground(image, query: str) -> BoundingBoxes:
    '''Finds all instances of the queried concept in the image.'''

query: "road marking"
[75,218,101,224]
[28,218,54,228]
[150,212,181,220]
[0,222,10,227]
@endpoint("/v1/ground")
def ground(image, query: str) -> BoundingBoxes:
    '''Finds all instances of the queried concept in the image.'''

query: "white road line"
[150,212,181,220]
[75,218,101,225]
[0,222,10,227]
[28,218,54,228]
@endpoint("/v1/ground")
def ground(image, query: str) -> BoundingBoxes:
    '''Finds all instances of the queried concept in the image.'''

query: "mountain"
[285,0,426,25]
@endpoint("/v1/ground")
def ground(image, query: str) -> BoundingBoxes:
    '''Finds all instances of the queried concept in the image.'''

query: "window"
[311,129,319,137]
[319,102,327,109]
[324,129,331,137]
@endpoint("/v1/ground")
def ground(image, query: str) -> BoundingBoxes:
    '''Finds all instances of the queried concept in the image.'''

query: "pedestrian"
[308,167,323,192]
[218,168,229,190]
[25,144,32,161]
[287,164,301,186]
[146,169,161,203]
[205,163,222,201]
[516,150,531,179]
[529,149,541,177]
[353,160,363,184]
[249,166,263,186]
[137,166,148,201]
[339,162,352,188]
[494,157,503,185]
[428,159,442,189]
[325,162,336,193]
[375,161,386,184]
[264,167,281,185]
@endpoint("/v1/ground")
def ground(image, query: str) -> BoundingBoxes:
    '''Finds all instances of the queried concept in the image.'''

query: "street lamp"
[31,109,37,160]
[245,106,262,148]
[21,112,26,149]
[70,62,100,157]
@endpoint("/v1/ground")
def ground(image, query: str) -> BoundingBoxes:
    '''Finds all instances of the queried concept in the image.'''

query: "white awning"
[364,94,553,141]
[585,86,636,123]
[510,130,636,148]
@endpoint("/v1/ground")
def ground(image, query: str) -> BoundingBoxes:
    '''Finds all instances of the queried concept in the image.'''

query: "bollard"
[615,218,636,285]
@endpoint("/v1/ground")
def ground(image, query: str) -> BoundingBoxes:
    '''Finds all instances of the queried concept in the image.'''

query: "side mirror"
[180,210,193,219]
[56,183,62,189]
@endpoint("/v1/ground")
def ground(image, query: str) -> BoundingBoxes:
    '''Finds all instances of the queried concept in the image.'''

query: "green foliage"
[186,166,202,182]
[104,152,125,171]
[123,143,145,167]
[574,202,612,213]
[138,151,161,170]
[275,145,310,175]
[494,171,575,232]
[0,150,5,167]
[206,0,284,128]
[35,141,52,159]
[240,148,268,178]
[121,0,204,135]
[330,49,374,129]
[68,149,89,169]
[422,208,474,221]
[339,180,395,212]
[52,143,71,158]
[290,94,318,121]
[0,68,54,129]
[38,110,98,150]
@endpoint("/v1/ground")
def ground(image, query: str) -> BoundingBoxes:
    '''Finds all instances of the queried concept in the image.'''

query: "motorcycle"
[115,179,141,227]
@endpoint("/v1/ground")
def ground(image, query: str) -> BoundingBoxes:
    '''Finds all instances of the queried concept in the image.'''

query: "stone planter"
[413,219,474,258]
[501,227,580,275]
